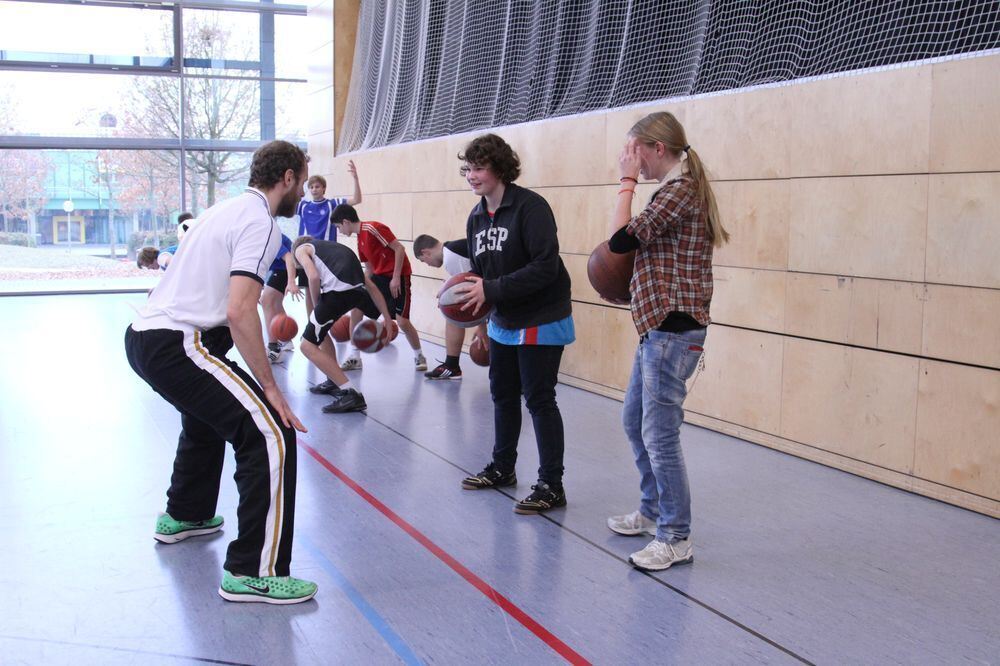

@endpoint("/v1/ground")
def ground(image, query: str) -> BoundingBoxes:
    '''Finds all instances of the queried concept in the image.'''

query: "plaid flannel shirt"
[626,174,714,336]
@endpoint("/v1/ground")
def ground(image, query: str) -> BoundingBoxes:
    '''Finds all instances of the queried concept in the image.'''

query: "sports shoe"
[461,462,516,490]
[628,538,694,571]
[414,353,427,372]
[279,340,294,352]
[309,379,339,395]
[266,342,281,364]
[154,513,224,544]
[322,388,367,413]
[607,510,657,536]
[340,357,362,371]
[425,363,462,380]
[219,570,317,605]
[513,482,566,514]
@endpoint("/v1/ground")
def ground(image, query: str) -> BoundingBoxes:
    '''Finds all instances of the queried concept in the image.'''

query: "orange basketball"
[587,241,635,303]
[331,314,351,342]
[469,335,490,367]
[269,314,298,342]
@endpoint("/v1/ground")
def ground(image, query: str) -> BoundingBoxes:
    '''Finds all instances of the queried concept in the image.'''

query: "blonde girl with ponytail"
[604,111,729,572]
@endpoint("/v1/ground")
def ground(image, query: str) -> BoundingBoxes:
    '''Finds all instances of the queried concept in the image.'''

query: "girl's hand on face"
[619,137,642,181]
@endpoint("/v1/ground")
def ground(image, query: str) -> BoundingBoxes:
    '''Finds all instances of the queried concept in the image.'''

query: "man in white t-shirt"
[125,140,317,605]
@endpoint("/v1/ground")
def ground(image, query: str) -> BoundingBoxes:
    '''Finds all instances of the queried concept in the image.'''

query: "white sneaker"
[607,510,657,536]
[279,340,295,352]
[340,357,362,371]
[628,538,693,571]
[266,345,281,364]
[414,353,427,372]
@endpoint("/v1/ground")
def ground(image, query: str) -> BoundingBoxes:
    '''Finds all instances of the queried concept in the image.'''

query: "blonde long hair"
[629,112,729,247]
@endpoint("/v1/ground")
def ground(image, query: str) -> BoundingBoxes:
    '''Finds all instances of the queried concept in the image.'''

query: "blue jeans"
[622,328,706,542]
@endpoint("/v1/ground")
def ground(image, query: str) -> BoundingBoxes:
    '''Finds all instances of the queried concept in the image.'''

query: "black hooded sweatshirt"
[466,182,572,330]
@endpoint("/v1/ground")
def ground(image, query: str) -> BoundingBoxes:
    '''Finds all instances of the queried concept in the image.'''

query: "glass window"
[184,151,252,214]
[275,81,308,143]
[0,71,180,139]
[0,1,173,65]
[275,13,310,80]
[183,9,261,76]
[182,76,262,141]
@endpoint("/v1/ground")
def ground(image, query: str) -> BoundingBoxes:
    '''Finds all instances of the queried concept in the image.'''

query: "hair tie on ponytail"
[683,145,691,153]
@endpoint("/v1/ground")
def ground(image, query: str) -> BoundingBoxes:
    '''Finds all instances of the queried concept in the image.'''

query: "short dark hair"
[412,234,439,255]
[248,140,308,190]
[330,203,359,224]
[136,246,159,269]
[458,133,520,183]
[177,211,194,224]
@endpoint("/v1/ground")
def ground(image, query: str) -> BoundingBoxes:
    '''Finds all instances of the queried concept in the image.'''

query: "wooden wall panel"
[788,175,927,281]
[787,66,932,176]
[930,54,1000,173]
[711,266,785,332]
[784,274,879,347]
[780,339,919,473]
[560,303,634,391]
[926,173,1000,290]
[922,285,1000,368]
[712,179,790,271]
[411,191,474,244]
[516,114,608,188]
[874,281,925,355]
[915,361,1000,498]
[685,87,790,180]
[685,327,783,434]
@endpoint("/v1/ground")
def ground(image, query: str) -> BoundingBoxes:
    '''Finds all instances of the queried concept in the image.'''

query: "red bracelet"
[619,176,638,184]
[618,188,635,195]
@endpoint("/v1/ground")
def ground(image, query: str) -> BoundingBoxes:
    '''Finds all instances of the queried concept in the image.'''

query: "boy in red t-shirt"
[331,204,427,371]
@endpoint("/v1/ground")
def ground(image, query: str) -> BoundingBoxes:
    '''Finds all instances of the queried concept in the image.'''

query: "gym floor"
[1,293,998,665]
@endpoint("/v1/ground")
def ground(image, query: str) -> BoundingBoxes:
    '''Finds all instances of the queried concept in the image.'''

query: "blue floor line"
[300,536,424,666]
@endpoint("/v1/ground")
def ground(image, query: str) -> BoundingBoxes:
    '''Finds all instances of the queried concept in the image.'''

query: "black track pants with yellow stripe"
[125,324,296,577]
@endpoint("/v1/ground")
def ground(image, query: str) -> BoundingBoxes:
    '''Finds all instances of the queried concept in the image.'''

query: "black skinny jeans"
[489,340,566,487]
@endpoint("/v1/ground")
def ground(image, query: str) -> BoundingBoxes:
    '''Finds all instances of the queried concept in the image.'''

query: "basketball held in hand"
[438,272,492,328]
[587,241,635,303]
[269,314,298,342]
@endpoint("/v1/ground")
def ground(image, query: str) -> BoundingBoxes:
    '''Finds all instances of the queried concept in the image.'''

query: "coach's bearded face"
[276,172,304,218]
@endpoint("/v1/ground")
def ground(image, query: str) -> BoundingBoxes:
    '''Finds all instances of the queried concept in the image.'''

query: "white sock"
[339,380,354,391]
[348,345,359,359]
[413,348,423,358]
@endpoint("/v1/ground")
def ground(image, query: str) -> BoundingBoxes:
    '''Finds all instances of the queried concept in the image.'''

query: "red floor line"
[300,440,591,666]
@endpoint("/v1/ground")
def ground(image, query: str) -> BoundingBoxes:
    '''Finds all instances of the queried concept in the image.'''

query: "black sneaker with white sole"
[461,462,516,490]
[309,379,339,395]
[322,388,367,413]
[425,363,463,380]
[514,482,566,514]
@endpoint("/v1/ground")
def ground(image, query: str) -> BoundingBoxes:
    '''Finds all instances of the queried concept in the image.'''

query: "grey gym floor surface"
[1,293,997,665]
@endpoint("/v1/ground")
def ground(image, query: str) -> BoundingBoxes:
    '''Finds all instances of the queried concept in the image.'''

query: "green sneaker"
[154,513,224,544]
[218,570,318,605]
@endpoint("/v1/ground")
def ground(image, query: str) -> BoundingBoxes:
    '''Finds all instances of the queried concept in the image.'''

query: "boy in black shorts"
[292,236,393,413]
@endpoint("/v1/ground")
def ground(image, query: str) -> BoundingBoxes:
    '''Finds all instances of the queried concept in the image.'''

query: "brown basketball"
[438,271,492,328]
[269,314,298,342]
[331,314,351,342]
[469,335,490,367]
[587,241,635,303]
[352,319,385,353]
